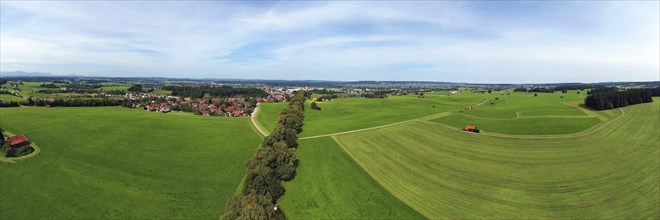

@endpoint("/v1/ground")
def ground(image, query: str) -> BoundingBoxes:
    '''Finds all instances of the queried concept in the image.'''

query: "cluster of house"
[128,97,257,117]
[264,88,296,102]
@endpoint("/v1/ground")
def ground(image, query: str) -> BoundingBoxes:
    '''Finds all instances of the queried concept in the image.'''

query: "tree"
[222,193,278,220]
[310,102,321,110]
[534,93,538,97]
[128,84,143,93]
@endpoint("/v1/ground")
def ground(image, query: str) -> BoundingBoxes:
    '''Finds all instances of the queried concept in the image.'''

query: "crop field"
[278,137,424,219]
[0,107,262,219]
[333,101,659,218]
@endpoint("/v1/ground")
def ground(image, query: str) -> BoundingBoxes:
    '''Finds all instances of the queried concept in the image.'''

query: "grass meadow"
[333,101,659,218]
[277,137,424,219]
[257,92,490,137]
[0,107,262,219]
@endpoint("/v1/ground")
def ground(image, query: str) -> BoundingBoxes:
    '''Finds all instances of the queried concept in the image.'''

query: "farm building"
[465,106,473,109]
[464,125,477,132]
[7,134,30,148]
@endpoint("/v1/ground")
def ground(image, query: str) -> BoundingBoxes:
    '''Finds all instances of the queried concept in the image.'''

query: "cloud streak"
[1,1,658,83]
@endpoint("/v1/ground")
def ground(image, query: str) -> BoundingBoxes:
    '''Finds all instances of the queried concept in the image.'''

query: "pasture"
[431,91,620,135]
[333,101,659,218]
[0,107,262,219]
[255,102,289,134]
[256,93,490,137]
[277,137,424,219]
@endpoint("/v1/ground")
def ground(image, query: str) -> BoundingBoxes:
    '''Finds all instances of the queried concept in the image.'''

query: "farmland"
[431,91,620,135]
[0,107,262,219]
[264,90,658,219]
[333,100,659,218]
[277,137,424,219]
[257,92,490,137]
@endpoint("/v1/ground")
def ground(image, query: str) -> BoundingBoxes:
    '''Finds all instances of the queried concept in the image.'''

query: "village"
[121,87,299,117]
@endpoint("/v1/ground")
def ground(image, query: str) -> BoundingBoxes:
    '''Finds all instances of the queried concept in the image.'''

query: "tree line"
[163,85,267,98]
[222,91,306,220]
[585,89,654,110]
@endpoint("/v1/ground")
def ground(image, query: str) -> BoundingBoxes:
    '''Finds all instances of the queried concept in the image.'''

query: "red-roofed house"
[465,106,472,109]
[6,134,30,148]
[464,125,477,132]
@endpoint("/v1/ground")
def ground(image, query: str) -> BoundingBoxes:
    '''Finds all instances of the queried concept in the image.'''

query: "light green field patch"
[432,112,601,135]
[278,137,424,219]
[255,102,289,133]
[0,107,262,219]
[334,101,659,218]
[0,94,26,102]
[299,93,490,137]
[152,89,172,95]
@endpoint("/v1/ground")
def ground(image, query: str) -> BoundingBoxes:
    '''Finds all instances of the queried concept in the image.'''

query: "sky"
[1,1,658,83]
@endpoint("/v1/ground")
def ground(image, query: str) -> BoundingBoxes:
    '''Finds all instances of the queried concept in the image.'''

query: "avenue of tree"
[222,91,307,220]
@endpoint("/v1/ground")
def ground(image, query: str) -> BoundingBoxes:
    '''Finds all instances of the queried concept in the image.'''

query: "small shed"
[465,106,473,109]
[7,134,30,148]
[464,125,477,131]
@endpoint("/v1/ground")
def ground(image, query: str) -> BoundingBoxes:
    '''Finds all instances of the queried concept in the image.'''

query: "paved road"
[250,103,268,137]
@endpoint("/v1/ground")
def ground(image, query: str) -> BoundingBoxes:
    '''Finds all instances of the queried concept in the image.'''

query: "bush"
[311,102,321,110]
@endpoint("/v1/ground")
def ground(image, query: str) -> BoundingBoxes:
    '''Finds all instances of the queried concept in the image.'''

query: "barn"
[6,134,30,148]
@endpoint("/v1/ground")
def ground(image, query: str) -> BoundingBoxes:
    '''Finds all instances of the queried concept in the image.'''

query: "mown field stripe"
[332,102,658,218]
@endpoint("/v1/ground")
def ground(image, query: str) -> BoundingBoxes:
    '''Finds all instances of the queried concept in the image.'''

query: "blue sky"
[1,1,658,83]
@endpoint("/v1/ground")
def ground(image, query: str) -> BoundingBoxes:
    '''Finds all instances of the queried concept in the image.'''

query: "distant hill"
[0,71,55,77]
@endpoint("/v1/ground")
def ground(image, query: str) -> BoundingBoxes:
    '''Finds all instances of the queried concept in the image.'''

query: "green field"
[0,107,262,219]
[255,102,289,134]
[0,94,26,102]
[278,137,424,219]
[333,101,659,218]
[432,113,603,135]
[428,91,623,135]
[257,93,490,137]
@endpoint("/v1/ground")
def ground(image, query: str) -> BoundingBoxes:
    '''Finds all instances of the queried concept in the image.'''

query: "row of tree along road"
[222,91,307,220]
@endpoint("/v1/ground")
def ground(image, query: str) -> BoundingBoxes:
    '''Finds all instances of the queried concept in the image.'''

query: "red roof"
[7,134,28,146]
[465,106,472,109]
[464,125,476,131]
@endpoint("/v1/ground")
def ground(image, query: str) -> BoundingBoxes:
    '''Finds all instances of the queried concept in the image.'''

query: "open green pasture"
[432,113,603,135]
[333,101,659,218]
[0,94,26,102]
[278,137,424,219]
[431,91,617,135]
[257,93,490,137]
[0,107,262,219]
[255,102,289,133]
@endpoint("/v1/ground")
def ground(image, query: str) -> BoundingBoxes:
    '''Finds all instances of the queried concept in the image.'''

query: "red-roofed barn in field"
[465,106,472,109]
[7,134,30,148]
[464,125,477,132]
